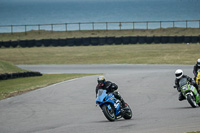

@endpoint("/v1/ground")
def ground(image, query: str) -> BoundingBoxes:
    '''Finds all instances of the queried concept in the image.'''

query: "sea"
[0,0,200,33]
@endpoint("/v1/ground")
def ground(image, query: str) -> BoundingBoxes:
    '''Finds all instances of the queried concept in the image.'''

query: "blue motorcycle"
[96,89,132,121]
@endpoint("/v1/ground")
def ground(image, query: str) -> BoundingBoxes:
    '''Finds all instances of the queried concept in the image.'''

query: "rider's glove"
[177,88,181,92]
[191,80,196,85]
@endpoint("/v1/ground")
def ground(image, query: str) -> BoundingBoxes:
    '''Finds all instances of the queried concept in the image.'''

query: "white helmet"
[175,69,183,79]
[197,59,200,66]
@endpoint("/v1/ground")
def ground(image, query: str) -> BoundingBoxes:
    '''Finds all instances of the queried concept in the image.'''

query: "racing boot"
[179,92,186,101]
[113,91,128,108]
[120,98,127,109]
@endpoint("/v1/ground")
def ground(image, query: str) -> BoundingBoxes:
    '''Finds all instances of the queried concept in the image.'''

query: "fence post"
[51,24,53,32]
[106,22,108,30]
[199,20,200,29]
[146,21,148,30]
[11,25,13,34]
[92,22,94,31]
[38,24,40,34]
[133,22,135,30]
[173,21,175,28]
[160,21,162,29]
[119,22,122,30]
[65,23,68,32]
[79,23,81,31]
[25,25,27,35]
[186,20,188,29]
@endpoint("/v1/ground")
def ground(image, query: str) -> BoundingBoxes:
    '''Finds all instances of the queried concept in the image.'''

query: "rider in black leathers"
[96,75,127,108]
[193,58,200,80]
[174,69,199,101]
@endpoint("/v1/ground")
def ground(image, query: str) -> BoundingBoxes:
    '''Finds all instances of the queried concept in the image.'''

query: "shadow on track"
[92,118,134,123]
[169,106,199,110]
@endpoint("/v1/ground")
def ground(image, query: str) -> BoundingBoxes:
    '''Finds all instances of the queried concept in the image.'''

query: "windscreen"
[97,89,104,97]
[179,77,187,87]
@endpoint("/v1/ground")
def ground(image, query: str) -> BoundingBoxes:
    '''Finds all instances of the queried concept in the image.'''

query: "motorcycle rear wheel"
[102,105,115,121]
[123,104,132,119]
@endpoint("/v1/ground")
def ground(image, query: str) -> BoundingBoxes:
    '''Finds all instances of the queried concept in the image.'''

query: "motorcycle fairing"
[179,78,200,103]
[96,89,121,116]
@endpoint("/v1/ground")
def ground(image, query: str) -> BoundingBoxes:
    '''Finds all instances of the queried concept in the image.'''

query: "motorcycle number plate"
[114,100,120,108]
[190,86,195,92]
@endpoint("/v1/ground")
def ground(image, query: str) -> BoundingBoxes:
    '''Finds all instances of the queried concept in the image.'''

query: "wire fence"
[0,20,200,34]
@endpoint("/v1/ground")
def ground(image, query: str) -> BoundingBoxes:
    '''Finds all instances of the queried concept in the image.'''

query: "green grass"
[0,61,26,73]
[0,44,200,65]
[0,60,27,74]
[0,73,93,100]
[0,60,94,100]
[1,28,200,41]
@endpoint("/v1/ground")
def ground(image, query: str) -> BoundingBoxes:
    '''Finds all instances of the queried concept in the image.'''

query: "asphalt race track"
[1,64,200,133]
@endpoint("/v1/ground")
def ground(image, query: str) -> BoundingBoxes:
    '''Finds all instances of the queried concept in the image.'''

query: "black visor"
[98,80,104,84]
[176,73,182,77]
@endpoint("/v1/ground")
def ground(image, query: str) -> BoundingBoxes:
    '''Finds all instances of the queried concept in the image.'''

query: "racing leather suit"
[193,64,200,80]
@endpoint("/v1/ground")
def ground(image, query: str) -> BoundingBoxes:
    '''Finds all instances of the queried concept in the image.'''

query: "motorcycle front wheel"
[102,105,115,121]
[187,94,197,108]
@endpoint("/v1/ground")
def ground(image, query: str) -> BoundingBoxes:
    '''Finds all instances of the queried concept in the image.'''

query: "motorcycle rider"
[174,69,199,101]
[193,58,200,81]
[96,75,127,108]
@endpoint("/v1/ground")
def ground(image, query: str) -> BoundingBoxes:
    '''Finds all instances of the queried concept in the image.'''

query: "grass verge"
[0,60,27,74]
[0,73,94,100]
[0,44,200,65]
[0,60,95,100]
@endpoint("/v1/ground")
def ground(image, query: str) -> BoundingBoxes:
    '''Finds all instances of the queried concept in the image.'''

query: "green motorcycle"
[175,77,200,108]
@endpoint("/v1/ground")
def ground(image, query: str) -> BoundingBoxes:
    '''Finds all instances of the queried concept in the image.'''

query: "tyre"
[187,94,197,108]
[102,105,115,121]
[123,104,132,119]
